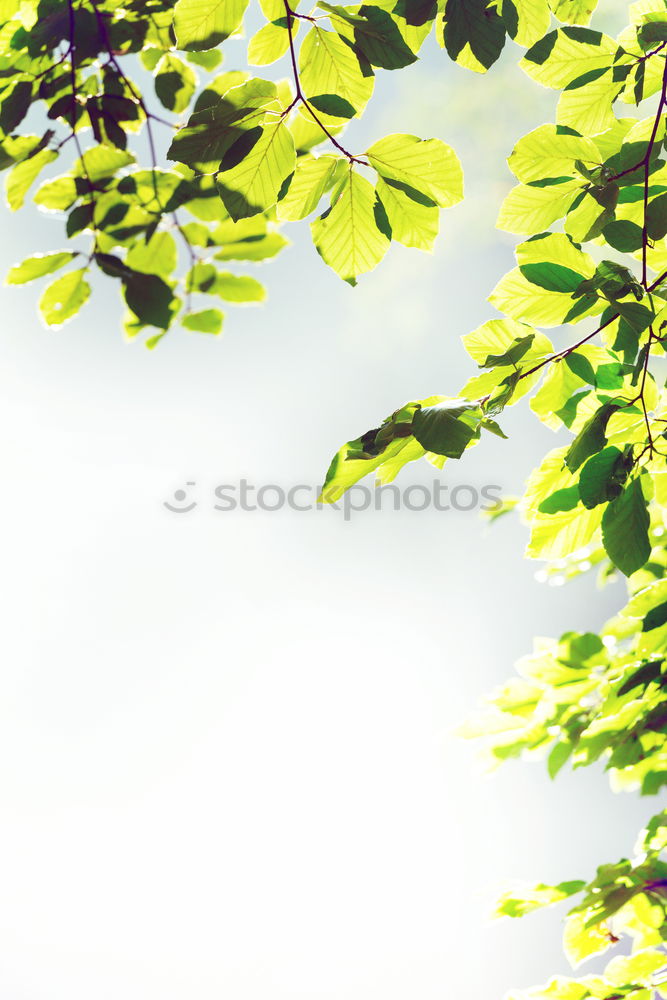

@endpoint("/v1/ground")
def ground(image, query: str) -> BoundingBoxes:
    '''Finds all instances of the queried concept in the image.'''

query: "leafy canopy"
[4,0,667,998]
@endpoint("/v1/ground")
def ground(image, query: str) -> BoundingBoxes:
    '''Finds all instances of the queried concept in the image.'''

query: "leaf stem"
[282,1,369,166]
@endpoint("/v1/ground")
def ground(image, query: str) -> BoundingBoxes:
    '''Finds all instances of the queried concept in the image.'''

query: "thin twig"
[88,0,199,284]
[518,310,620,382]
[282,1,369,166]
[67,0,98,249]
[642,58,667,286]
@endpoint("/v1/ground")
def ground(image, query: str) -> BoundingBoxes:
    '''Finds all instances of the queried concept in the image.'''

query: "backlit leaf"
[311,169,390,282]
[174,0,249,50]
[39,268,91,327]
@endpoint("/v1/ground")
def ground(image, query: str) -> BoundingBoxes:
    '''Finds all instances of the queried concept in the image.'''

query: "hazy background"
[0,4,656,998]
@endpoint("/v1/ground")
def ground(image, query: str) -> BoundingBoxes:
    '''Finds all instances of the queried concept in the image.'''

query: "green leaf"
[524,446,603,560]
[7,250,77,285]
[521,27,617,89]
[557,70,623,136]
[564,352,596,385]
[214,272,266,302]
[214,231,288,261]
[39,268,91,328]
[320,433,424,503]
[0,79,32,134]
[6,148,57,211]
[260,0,287,18]
[516,232,596,280]
[186,261,218,293]
[217,118,296,221]
[33,174,78,211]
[575,260,643,302]
[248,21,291,66]
[174,0,249,50]
[124,273,178,329]
[155,53,197,113]
[308,94,356,119]
[563,911,613,968]
[643,602,667,633]
[463,317,552,367]
[182,308,224,333]
[548,740,573,777]
[412,399,481,458]
[185,49,223,69]
[549,0,599,25]
[299,25,374,117]
[617,660,663,694]
[311,169,390,282]
[638,18,667,48]
[375,175,439,250]
[125,232,178,276]
[73,146,134,184]
[366,133,463,209]
[489,268,599,327]
[538,485,580,513]
[442,0,506,71]
[565,402,620,473]
[276,154,340,221]
[520,262,585,293]
[601,477,651,577]
[646,192,667,241]
[480,333,535,368]
[507,123,599,184]
[498,180,580,234]
[603,219,644,253]
[578,446,628,508]
[168,79,278,173]
[494,880,585,919]
[322,3,418,70]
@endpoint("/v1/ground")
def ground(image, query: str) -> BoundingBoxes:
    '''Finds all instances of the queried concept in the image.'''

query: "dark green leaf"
[578,446,629,509]
[443,0,506,69]
[412,400,481,458]
[520,262,584,293]
[643,602,667,633]
[565,402,620,472]
[538,486,580,514]
[601,477,651,577]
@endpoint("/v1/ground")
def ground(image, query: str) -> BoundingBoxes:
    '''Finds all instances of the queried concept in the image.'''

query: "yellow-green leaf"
[507,0,552,46]
[375,175,439,250]
[155,53,197,113]
[126,232,178,276]
[6,148,57,211]
[39,268,91,327]
[248,21,292,65]
[498,180,581,234]
[182,308,224,333]
[549,0,599,25]
[521,27,618,89]
[174,0,249,50]
[311,169,390,282]
[276,154,340,221]
[217,116,296,220]
[299,25,374,117]
[7,251,77,285]
[366,132,463,209]
[508,124,600,184]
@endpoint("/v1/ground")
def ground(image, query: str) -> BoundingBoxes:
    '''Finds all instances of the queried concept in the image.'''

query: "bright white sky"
[0,5,653,998]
